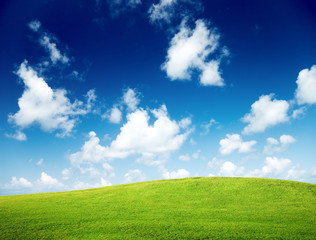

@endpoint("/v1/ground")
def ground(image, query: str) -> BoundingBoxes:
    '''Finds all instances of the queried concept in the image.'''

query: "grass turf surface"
[0,177,315,239]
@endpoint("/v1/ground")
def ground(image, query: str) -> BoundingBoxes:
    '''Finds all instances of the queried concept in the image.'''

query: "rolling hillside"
[0,177,315,239]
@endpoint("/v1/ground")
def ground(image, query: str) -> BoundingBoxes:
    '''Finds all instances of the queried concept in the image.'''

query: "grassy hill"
[0,177,315,239]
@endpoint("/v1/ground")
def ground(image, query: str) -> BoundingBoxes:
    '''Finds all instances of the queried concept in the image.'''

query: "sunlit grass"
[1,177,315,239]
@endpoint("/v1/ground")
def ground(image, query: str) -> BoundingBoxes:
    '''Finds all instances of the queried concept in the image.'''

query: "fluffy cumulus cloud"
[1,172,65,194]
[68,104,191,179]
[124,169,146,183]
[216,157,293,179]
[218,161,245,177]
[162,19,227,86]
[219,134,256,155]
[8,61,93,137]
[110,105,191,155]
[247,157,291,178]
[36,172,64,189]
[162,168,190,179]
[66,92,191,185]
[264,134,296,155]
[69,131,127,167]
[295,65,316,105]
[242,94,290,134]
[1,172,112,194]
[3,177,33,189]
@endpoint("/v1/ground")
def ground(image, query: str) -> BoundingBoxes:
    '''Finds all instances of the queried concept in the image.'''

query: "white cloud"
[62,168,71,180]
[28,20,70,65]
[67,95,191,183]
[179,117,192,129]
[66,132,118,184]
[110,105,191,155]
[39,35,69,64]
[292,106,307,119]
[5,130,27,141]
[242,94,290,134]
[201,118,217,135]
[103,88,139,123]
[72,177,112,190]
[148,0,177,23]
[127,0,141,8]
[36,158,44,166]
[8,61,92,137]
[148,0,203,25]
[264,134,296,155]
[189,138,196,145]
[124,169,146,183]
[36,172,64,189]
[286,165,307,181]
[280,135,296,145]
[123,88,140,111]
[1,172,113,194]
[108,106,122,124]
[207,157,223,169]
[162,168,190,179]
[105,0,142,17]
[162,19,226,86]
[100,177,112,187]
[295,65,316,105]
[192,150,200,159]
[69,131,127,166]
[217,157,292,178]
[218,161,245,177]
[136,152,167,166]
[86,89,97,111]
[247,157,291,178]
[3,177,33,189]
[219,134,256,155]
[179,154,190,161]
[199,60,223,86]
[28,20,41,32]
[266,137,279,145]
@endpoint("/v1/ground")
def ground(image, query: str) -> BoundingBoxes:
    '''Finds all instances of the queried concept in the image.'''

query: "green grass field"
[0,177,315,239]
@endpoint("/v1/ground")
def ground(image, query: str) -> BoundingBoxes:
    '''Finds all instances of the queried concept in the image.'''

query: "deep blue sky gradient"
[0,0,315,195]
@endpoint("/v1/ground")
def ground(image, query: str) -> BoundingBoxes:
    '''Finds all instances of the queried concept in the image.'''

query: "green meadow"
[0,177,315,239]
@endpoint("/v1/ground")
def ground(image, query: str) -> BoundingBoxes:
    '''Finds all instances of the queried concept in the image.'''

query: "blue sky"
[0,0,316,195]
